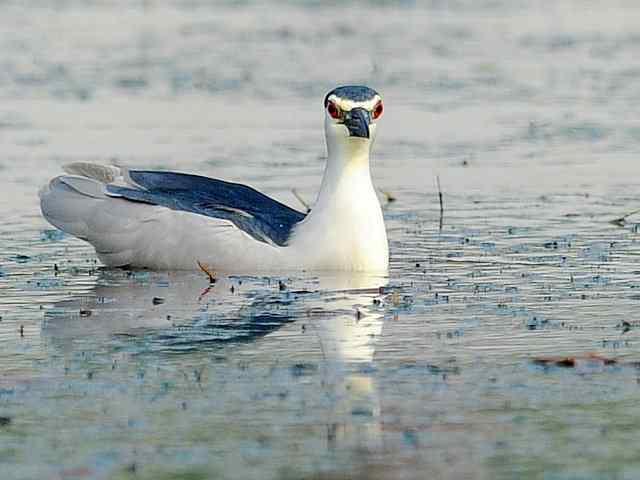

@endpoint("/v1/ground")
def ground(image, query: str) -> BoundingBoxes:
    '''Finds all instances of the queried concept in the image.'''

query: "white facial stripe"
[327,94,381,112]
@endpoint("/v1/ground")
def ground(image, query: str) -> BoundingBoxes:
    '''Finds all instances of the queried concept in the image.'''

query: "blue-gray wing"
[106,170,306,246]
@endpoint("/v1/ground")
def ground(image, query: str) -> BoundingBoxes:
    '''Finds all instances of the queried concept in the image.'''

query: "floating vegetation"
[26,277,63,289]
[532,353,618,368]
[39,229,65,242]
[152,297,165,305]
[9,255,31,264]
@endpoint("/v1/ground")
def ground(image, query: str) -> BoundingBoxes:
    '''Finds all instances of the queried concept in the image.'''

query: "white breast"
[287,163,389,272]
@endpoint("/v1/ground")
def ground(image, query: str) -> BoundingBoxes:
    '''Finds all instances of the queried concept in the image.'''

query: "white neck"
[288,132,389,272]
[316,138,371,208]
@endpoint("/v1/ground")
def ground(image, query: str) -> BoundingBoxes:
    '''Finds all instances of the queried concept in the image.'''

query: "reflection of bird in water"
[43,270,387,358]
[39,86,388,272]
[43,269,387,461]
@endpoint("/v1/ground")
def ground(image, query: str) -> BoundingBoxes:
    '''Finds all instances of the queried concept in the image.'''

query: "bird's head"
[323,85,383,159]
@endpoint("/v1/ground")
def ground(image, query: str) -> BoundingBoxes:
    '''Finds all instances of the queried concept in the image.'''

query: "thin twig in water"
[610,208,640,227]
[436,176,444,231]
[291,189,311,213]
[197,260,216,284]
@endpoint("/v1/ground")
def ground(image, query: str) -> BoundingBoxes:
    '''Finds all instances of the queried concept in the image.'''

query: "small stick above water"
[197,260,216,284]
[436,176,444,231]
[291,189,311,213]
[378,188,396,204]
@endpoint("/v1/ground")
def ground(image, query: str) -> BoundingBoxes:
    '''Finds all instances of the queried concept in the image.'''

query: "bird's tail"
[39,163,146,266]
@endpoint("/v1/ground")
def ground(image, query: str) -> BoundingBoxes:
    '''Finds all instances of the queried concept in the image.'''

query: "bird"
[39,85,389,272]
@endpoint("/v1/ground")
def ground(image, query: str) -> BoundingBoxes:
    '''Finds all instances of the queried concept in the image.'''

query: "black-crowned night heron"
[39,85,388,272]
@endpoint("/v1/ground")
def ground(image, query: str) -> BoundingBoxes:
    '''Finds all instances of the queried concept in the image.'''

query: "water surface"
[1,1,640,479]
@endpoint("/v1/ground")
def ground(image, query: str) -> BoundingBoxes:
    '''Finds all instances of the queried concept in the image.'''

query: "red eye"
[372,101,384,120]
[327,101,340,119]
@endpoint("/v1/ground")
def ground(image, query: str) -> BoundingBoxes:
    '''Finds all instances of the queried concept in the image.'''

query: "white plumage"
[39,86,389,273]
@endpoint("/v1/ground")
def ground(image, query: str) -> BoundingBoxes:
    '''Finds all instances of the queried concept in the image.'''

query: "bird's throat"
[319,144,373,203]
[326,137,371,166]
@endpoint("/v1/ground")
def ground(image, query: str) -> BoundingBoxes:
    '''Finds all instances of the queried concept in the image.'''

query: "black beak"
[343,108,371,139]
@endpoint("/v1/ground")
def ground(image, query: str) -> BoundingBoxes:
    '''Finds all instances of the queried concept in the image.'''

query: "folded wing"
[107,170,306,247]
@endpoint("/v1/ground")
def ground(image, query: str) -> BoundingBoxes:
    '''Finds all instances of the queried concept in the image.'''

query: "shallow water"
[1,1,640,479]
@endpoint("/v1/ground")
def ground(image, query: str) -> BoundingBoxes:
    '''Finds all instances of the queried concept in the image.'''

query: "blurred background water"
[1,1,640,479]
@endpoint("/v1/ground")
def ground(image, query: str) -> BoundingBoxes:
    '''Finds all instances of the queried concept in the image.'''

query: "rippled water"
[2,1,640,479]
